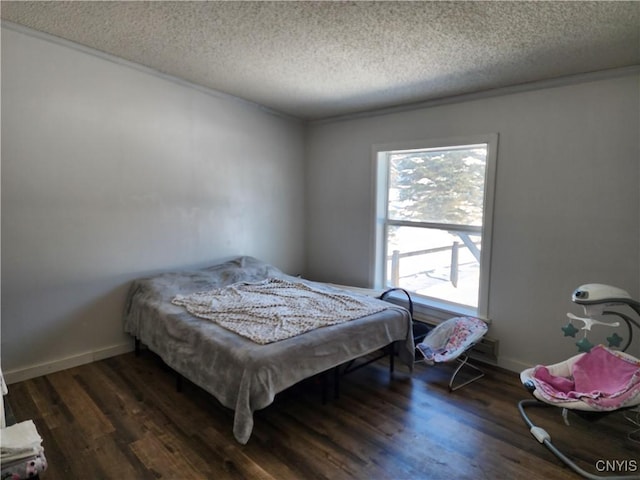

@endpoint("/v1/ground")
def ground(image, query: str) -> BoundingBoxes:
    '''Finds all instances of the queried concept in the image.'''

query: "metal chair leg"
[448,354,485,392]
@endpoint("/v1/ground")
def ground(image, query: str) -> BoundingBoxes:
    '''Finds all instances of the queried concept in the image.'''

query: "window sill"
[381,289,490,324]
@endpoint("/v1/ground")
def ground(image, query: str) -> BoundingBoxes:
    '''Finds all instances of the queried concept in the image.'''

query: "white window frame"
[371,134,498,320]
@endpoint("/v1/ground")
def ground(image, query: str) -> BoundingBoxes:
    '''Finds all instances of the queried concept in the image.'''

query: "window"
[373,135,498,318]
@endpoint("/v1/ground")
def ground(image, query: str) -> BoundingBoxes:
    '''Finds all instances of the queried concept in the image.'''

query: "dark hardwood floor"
[6,350,638,479]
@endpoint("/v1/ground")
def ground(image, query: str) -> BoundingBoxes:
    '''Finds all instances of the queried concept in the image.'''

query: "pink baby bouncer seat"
[518,284,640,480]
[415,316,488,391]
[521,345,640,413]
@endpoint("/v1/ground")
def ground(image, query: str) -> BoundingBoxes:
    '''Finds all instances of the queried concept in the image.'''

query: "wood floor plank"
[129,430,199,479]
[44,412,112,479]
[26,378,61,429]
[91,433,148,480]
[329,396,487,479]
[264,407,393,479]
[46,369,115,440]
[5,350,638,479]
[197,425,279,480]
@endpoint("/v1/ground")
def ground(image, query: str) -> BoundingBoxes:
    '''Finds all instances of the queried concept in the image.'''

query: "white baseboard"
[3,341,532,384]
[4,342,134,385]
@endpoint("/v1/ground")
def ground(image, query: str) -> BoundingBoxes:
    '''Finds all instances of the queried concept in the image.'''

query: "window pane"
[385,225,480,308]
[388,145,487,225]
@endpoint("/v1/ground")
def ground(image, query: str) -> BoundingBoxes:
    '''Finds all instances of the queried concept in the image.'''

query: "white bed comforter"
[171,278,387,344]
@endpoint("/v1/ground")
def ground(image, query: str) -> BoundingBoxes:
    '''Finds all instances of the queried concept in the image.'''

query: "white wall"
[1,26,306,381]
[305,74,640,371]
[2,24,638,381]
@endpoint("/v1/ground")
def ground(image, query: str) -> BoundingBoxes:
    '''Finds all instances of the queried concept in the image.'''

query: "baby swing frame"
[518,284,640,480]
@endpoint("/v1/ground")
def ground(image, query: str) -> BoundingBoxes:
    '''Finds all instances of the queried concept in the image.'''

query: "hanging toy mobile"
[561,283,640,352]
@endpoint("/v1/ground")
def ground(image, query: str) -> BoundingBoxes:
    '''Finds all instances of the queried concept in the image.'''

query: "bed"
[123,256,414,444]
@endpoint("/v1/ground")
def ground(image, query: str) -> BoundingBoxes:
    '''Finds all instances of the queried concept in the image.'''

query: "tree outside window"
[374,135,497,317]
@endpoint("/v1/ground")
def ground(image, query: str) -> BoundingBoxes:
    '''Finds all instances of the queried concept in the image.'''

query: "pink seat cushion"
[531,345,640,410]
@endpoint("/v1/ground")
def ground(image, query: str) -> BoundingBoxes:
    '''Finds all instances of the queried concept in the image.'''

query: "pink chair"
[415,316,488,391]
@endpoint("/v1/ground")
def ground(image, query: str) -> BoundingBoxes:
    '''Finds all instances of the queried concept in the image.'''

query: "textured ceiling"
[2,1,639,120]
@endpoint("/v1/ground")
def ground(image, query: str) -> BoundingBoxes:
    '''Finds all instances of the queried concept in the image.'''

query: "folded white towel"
[1,420,43,462]
[1,366,7,397]
[0,365,7,429]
